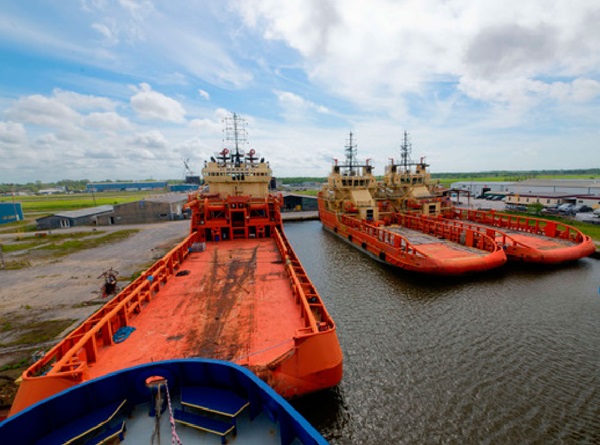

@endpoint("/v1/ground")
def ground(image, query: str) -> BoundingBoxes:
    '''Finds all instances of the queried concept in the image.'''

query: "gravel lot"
[0,221,189,366]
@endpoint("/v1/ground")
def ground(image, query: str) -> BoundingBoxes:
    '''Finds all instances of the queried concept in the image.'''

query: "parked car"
[593,208,600,218]
[541,205,559,214]
[571,204,593,214]
[505,204,528,212]
[557,203,575,214]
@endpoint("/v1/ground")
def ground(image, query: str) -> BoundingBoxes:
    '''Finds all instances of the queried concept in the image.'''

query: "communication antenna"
[400,130,412,170]
[223,113,248,167]
[345,132,357,174]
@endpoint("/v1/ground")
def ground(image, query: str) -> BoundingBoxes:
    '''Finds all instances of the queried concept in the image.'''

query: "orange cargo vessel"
[381,132,595,265]
[438,208,596,264]
[9,114,343,416]
[318,133,507,276]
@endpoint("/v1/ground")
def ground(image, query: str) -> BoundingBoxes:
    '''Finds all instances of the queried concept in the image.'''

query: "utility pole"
[11,184,19,222]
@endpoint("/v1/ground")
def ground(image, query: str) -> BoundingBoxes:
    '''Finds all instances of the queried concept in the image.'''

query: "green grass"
[38,229,139,257]
[0,229,140,268]
[292,190,319,196]
[543,216,600,241]
[1,231,103,253]
[1,259,32,270]
[0,356,31,371]
[0,191,159,213]
[433,173,599,189]
[0,318,76,347]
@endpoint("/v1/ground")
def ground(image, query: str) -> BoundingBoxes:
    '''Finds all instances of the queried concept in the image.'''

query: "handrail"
[393,212,502,254]
[452,208,589,243]
[273,226,320,334]
[23,232,198,380]
[340,214,428,258]
[429,215,532,250]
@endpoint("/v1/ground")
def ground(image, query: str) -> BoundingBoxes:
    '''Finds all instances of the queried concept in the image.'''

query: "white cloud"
[1,1,599,182]
[7,95,81,129]
[130,83,186,123]
[189,118,222,134]
[52,89,116,111]
[568,78,600,102]
[91,22,119,45]
[83,0,155,43]
[274,90,329,121]
[83,112,132,132]
[0,121,27,145]
[239,0,600,115]
[127,130,169,150]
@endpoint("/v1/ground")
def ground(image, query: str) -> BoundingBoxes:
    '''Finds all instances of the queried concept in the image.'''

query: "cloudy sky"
[1,0,599,183]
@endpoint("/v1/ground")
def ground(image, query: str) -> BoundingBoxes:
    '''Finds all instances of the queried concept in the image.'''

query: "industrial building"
[282,193,318,212]
[450,181,514,198]
[86,182,167,192]
[507,179,600,197]
[96,194,188,225]
[505,193,600,209]
[35,205,114,229]
[0,202,23,225]
[169,184,199,193]
[451,179,600,208]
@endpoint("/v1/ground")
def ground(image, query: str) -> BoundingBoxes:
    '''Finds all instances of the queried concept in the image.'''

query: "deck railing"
[431,216,530,249]
[452,208,588,243]
[340,214,428,257]
[393,213,501,253]
[273,226,332,336]
[22,232,198,382]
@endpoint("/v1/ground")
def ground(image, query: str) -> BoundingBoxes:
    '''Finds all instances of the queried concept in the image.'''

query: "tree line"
[2,168,599,194]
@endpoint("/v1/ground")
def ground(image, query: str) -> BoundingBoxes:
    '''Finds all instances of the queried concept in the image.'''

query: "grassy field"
[433,173,599,189]
[0,191,158,213]
[0,229,140,269]
[528,213,600,241]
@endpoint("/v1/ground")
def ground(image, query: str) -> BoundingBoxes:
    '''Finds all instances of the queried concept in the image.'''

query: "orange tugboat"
[385,132,596,265]
[318,133,507,275]
[9,114,343,416]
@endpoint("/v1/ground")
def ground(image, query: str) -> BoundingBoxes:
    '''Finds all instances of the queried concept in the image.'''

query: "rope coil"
[112,326,136,343]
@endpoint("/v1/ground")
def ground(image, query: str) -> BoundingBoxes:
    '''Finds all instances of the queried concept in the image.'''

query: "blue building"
[169,184,199,193]
[0,202,24,225]
[86,182,167,192]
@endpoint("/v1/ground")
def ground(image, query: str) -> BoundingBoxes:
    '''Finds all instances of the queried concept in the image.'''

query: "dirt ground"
[0,220,189,411]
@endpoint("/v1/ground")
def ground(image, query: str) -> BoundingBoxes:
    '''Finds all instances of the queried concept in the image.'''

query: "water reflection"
[285,220,600,445]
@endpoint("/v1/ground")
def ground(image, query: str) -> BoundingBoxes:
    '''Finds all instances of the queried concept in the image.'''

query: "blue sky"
[1,0,599,183]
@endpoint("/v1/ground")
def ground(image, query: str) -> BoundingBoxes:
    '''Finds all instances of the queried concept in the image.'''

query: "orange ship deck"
[445,208,596,263]
[318,202,507,275]
[388,226,490,259]
[88,237,302,378]
[10,228,343,415]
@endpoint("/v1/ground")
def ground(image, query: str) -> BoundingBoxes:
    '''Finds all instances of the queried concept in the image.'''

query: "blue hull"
[0,359,328,445]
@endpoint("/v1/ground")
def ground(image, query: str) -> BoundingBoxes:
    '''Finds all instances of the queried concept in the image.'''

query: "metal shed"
[0,202,24,225]
[35,205,114,230]
[96,194,188,225]
[282,193,318,212]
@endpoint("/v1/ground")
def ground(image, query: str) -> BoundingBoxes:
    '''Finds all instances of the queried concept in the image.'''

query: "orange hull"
[10,204,342,416]
[318,200,506,276]
[442,208,596,264]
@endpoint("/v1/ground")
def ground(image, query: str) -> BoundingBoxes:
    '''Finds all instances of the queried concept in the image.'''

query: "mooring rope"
[164,382,183,445]
[150,384,163,445]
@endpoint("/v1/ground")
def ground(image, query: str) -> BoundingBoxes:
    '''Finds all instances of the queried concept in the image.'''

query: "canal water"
[284,220,600,445]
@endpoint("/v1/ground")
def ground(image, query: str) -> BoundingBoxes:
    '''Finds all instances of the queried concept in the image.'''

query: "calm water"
[284,220,600,445]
